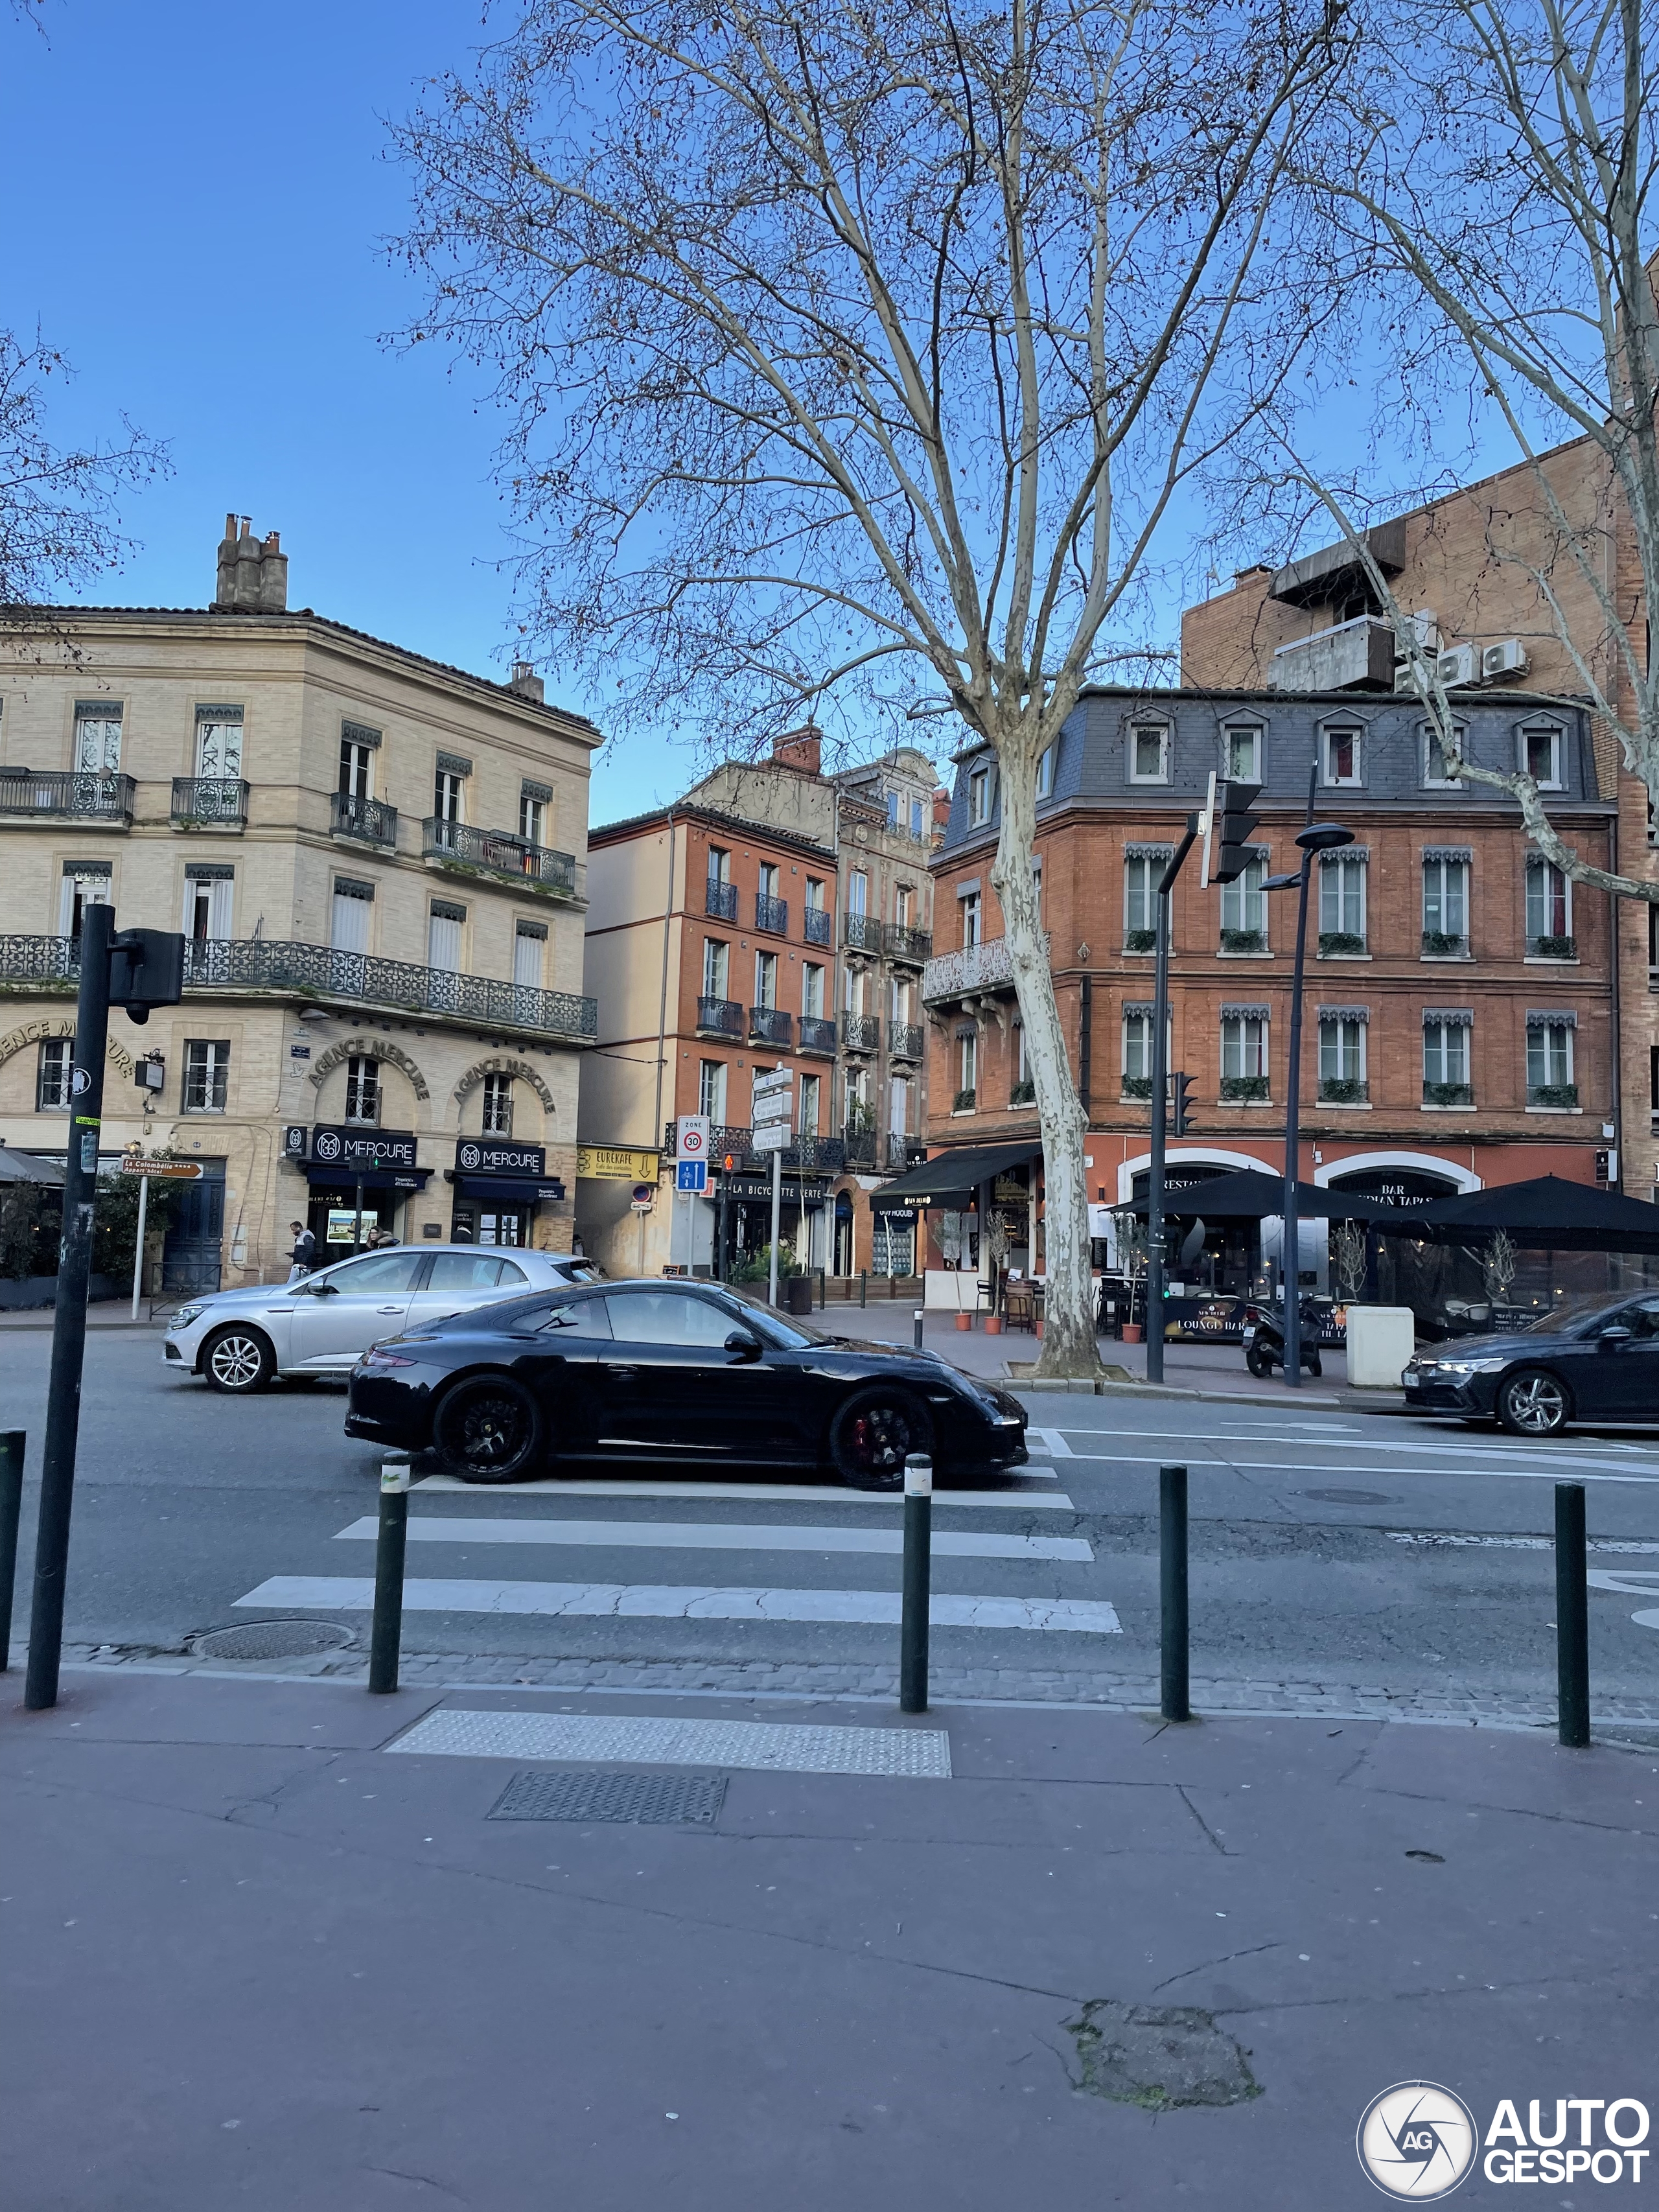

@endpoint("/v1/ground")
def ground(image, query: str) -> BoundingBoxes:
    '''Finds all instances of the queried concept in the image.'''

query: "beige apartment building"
[0,517,598,1291]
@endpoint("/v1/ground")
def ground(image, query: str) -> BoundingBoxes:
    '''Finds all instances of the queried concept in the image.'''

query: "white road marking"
[1053,1426,1659,1477]
[1389,1533,1659,1552]
[409,1476,1074,1509]
[1024,1428,1074,1457]
[387,1707,953,1778]
[236,1576,1122,1633]
[332,1515,1092,1562]
[1587,1568,1659,1596]
[1042,1446,1659,1486]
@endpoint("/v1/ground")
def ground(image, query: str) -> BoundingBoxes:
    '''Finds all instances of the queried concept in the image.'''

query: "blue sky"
[0,0,720,824]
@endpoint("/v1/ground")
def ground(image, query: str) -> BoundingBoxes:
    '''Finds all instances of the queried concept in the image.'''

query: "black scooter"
[1239,1296,1325,1378]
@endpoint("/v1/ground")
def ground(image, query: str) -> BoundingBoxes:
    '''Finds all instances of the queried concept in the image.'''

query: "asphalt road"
[5,1327,1659,1710]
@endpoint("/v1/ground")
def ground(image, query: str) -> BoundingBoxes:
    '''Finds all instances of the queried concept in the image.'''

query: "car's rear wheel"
[201,1325,275,1394]
[1497,1368,1568,1438]
[828,1387,934,1491]
[433,1375,544,1482]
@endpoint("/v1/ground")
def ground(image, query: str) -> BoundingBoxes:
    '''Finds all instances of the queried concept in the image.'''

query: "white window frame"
[1122,1010,1154,1087]
[1129,723,1171,784]
[1520,721,1564,791]
[513,923,544,992]
[181,1039,231,1115]
[961,891,982,948]
[802,961,824,1017]
[480,1070,514,1135]
[344,1054,380,1127]
[1525,857,1573,949]
[1320,724,1363,787]
[1422,724,1461,788]
[338,737,373,801]
[1221,1014,1269,1082]
[1222,723,1261,780]
[798,1071,821,1135]
[1421,856,1469,946]
[194,705,243,780]
[958,1031,978,1097]
[1220,855,1268,945]
[1036,746,1055,798]
[698,1058,728,1119]
[1318,854,1367,945]
[1526,1019,1575,1097]
[702,938,729,997]
[73,706,122,774]
[1422,1019,1470,1091]
[968,766,993,824]
[183,868,234,943]
[37,1038,74,1112]
[1317,1016,1367,1084]
[518,791,546,846]
[754,949,778,1008]
[434,765,465,824]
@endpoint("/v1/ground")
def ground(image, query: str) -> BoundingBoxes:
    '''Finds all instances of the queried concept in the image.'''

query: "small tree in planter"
[1111,1207,1148,1340]
[1331,1217,1368,1305]
[1480,1229,1518,1314]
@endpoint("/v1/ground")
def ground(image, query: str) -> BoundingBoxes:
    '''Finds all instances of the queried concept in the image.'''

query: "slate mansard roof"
[935,687,1607,859]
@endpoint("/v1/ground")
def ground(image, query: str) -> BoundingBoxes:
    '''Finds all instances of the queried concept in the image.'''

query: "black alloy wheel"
[828,1386,934,1491]
[433,1375,544,1482]
[201,1325,275,1394]
[1496,1368,1569,1438]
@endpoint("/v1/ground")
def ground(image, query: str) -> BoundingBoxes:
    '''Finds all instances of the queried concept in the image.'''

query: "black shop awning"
[303,1164,431,1193]
[452,1174,566,1204]
[873,1141,1043,1206]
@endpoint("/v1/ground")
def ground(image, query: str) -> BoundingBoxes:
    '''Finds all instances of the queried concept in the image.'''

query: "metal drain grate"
[192,1620,356,1662]
[488,1769,727,1826]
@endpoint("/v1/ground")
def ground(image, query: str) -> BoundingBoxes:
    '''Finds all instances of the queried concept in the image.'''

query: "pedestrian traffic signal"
[108,928,185,1026]
[1170,1071,1195,1136]
[1211,780,1263,884]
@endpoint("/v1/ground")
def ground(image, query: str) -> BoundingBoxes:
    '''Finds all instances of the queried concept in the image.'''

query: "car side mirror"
[724,1327,762,1360]
[305,1280,338,1297]
[1599,1325,1634,1347]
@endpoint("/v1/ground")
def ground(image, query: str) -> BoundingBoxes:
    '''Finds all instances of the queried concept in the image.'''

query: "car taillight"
[364,1347,419,1367]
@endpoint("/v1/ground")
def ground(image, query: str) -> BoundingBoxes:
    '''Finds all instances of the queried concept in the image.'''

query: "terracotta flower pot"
[984,1316,1003,1335]
[1034,1319,1045,1338]
[1121,1322,1143,1343]
[955,1312,973,1331]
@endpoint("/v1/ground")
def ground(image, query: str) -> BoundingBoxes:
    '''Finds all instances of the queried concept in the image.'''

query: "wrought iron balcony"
[922,933,1046,1005]
[171,776,248,827]
[749,1005,793,1047]
[841,1012,880,1052]
[423,817,577,896]
[798,1014,838,1056]
[754,892,789,935]
[885,924,933,962]
[696,995,745,1038]
[802,906,832,947]
[842,1124,877,1167]
[843,912,881,954]
[660,1121,846,1174]
[705,879,739,921]
[0,935,597,1043]
[331,791,397,847]
[0,769,135,824]
[888,1022,925,1060]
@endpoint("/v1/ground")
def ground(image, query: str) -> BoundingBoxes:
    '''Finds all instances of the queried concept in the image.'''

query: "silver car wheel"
[207,1331,268,1391]
[1503,1372,1566,1435]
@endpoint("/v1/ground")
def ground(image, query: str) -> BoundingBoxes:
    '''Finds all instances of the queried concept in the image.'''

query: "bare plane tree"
[393,0,1349,1374]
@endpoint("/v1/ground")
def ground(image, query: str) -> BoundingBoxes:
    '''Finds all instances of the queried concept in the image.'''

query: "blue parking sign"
[676,1159,708,1193]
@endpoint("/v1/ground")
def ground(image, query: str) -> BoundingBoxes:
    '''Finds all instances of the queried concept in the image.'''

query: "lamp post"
[1261,819,1353,1388]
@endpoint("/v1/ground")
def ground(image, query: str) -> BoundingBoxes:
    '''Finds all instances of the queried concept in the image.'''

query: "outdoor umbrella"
[1408,1174,1659,1253]
[1129,1170,1408,1222]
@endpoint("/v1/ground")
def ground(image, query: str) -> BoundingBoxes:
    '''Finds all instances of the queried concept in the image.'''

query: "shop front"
[710,1170,830,1280]
[446,1137,566,1248]
[284,1123,431,1253]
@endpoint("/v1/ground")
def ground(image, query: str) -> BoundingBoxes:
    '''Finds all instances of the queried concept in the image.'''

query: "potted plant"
[982,1216,1010,1333]
[1111,1207,1147,1342]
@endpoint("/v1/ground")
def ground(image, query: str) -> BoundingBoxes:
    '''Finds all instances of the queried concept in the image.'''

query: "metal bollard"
[1160,1464,1190,1723]
[369,1463,410,1694]
[1555,1481,1590,1748]
[859,1269,868,1309]
[913,1307,924,1350]
[817,1268,826,1310]
[0,1431,24,1673]
[899,1452,932,1714]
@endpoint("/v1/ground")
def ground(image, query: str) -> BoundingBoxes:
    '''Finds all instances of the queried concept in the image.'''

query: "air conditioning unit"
[1435,643,1477,687]
[1481,638,1530,681]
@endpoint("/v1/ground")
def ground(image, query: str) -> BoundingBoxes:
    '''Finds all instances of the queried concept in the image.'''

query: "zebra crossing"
[231,1456,1124,1640]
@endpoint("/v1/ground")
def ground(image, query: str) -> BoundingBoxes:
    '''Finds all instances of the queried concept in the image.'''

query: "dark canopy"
[1128,1170,1405,1221]
[874,1140,1041,1206]
[1409,1174,1659,1253]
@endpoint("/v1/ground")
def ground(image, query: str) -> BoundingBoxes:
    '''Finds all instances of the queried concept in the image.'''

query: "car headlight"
[169,1305,206,1329]
[1437,1357,1506,1376]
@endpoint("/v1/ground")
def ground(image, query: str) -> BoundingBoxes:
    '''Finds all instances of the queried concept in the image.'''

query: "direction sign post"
[119,1156,203,1320]
[750,1068,794,1306]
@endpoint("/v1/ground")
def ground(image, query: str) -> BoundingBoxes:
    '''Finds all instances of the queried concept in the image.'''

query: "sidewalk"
[3,1662,1651,2210]
[0,1298,172,1331]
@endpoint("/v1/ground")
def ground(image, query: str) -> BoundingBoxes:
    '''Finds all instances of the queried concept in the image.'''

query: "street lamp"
[1261,819,1354,1388]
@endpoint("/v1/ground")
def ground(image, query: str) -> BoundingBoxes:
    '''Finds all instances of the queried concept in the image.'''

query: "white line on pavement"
[1388,1533,1659,1551]
[1046,1439,1659,1484]
[387,1707,953,1778]
[332,1515,1092,1562]
[1024,1427,1074,1456]
[235,1576,1122,1633]
[409,1476,1074,1509]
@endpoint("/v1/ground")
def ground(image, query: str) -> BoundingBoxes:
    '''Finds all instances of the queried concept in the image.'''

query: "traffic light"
[108,928,185,1027]
[1170,1071,1195,1136]
[1211,780,1263,884]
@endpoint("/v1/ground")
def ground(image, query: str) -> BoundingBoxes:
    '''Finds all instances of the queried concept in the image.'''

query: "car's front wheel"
[201,1325,275,1395]
[433,1375,544,1482]
[828,1387,934,1491]
[1497,1368,1569,1438]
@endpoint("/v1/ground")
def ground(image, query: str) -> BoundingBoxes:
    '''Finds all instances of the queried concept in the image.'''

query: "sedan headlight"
[168,1305,207,1329]
[1436,1356,1506,1376]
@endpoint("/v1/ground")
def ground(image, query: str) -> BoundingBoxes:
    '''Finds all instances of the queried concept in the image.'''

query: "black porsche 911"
[345,1277,1029,1487]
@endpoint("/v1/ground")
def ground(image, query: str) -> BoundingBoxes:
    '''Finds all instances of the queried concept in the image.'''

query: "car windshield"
[721,1284,830,1350]
[1520,1296,1617,1335]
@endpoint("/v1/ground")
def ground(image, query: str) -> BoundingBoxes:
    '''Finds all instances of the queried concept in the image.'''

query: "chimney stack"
[509,660,545,704]
[212,515,288,612]
[771,727,822,776]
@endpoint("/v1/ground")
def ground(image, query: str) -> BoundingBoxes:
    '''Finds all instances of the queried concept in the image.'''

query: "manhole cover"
[1064,1999,1260,2110]
[1299,1488,1395,1506]
[192,1621,356,1662]
[487,1769,728,1826]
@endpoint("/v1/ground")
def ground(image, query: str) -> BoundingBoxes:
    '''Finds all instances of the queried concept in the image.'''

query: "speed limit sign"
[675,1115,709,1161]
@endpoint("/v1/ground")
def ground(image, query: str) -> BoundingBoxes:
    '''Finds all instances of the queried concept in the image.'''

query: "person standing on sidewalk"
[286,1221,316,1283]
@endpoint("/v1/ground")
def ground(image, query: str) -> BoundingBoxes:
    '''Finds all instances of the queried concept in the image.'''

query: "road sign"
[750,1122,791,1154]
[117,1159,203,1180]
[752,1068,792,1097]
[675,1115,709,1162]
[675,1159,708,1194]
[631,1182,655,1212]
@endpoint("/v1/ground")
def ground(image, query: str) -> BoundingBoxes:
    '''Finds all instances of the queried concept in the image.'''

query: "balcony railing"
[841,1012,880,1052]
[0,936,598,1043]
[331,792,397,847]
[705,879,739,922]
[171,776,249,826]
[888,1022,925,1060]
[922,933,1048,1005]
[843,912,881,953]
[798,1014,838,1056]
[802,906,832,947]
[754,892,789,935]
[0,769,135,824]
[885,924,933,962]
[842,1124,877,1167]
[661,1122,847,1174]
[697,995,745,1038]
[749,1005,793,1047]
[423,817,577,896]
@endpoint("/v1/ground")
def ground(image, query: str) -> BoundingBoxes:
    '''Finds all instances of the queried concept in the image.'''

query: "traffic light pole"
[1146,816,1199,1386]
[1279,850,1314,1390]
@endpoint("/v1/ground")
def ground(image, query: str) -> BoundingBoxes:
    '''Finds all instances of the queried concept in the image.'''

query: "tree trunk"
[992,740,1100,1380]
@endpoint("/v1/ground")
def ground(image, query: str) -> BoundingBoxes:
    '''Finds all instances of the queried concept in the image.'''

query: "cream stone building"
[0,517,599,1292]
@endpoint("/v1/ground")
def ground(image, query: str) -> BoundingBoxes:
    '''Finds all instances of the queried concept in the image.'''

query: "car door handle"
[607,1365,640,1380]
[376,1305,404,1314]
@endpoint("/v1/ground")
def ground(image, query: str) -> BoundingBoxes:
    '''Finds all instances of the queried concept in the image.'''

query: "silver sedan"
[163,1245,603,1393]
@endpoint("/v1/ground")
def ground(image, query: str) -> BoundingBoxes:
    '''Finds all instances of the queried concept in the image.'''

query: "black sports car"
[1402,1292,1659,1434]
[345,1278,1029,1487]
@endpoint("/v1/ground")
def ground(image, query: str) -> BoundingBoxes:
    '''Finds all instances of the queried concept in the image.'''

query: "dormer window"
[1223,725,1261,780]
[1036,745,1055,798]
[1130,723,1170,782]
[1321,725,1362,786]
[1520,722,1564,791]
[968,765,994,825]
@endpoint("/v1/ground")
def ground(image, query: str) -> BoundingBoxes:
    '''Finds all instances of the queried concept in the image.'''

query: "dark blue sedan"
[1403,1293,1659,1434]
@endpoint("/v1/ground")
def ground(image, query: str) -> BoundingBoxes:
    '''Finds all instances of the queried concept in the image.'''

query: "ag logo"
[1358,2082,1478,2199]
[314,1129,342,1161]
[458,1141,482,1171]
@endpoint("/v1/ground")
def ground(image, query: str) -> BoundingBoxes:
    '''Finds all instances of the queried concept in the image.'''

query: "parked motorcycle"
[1240,1296,1327,1379]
